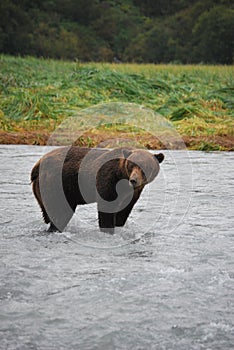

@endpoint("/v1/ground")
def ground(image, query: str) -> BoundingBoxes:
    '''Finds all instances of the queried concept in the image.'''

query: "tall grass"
[0,55,233,148]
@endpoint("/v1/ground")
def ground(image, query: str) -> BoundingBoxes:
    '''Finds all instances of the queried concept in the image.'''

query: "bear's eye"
[128,162,135,172]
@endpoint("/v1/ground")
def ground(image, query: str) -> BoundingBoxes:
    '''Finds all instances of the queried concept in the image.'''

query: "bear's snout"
[129,167,144,188]
[129,177,138,188]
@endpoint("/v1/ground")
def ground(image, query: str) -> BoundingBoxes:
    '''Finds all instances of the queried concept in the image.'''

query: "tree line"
[0,0,233,64]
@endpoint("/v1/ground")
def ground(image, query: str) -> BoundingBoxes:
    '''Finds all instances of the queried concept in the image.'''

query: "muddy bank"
[0,130,233,151]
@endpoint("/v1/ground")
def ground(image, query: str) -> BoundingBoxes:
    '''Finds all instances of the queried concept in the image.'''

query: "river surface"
[0,145,233,350]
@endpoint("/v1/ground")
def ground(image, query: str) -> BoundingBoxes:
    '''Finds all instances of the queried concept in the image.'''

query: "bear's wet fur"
[31,147,164,233]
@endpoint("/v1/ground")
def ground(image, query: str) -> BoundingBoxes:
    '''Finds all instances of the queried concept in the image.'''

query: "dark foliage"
[0,0,233,63]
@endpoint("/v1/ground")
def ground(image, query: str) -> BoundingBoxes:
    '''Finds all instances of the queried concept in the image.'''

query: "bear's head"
[123,149,164,189]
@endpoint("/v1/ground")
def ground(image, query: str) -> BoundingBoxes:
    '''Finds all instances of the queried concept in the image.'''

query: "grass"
[0,55,233,150]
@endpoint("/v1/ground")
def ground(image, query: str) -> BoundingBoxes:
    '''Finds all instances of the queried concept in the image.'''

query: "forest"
[0,0,233,64]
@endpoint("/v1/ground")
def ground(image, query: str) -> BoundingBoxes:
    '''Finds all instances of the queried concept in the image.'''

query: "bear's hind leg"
[46,203,76,233]
[47,222,60,232]
[41,207,50,224]
[32,180,51,225]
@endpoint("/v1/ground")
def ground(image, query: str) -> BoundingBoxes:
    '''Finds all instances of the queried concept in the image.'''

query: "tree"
[0,0,33,54]
[133,0,193,17]
[0,0,233,63]
[193,6,234,64]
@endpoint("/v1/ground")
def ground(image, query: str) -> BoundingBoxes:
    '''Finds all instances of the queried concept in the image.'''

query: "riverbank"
[0,130,233,151]
[1,56,233,150]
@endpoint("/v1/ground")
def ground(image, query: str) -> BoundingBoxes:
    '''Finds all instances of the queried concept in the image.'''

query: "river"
[0,145,233,349]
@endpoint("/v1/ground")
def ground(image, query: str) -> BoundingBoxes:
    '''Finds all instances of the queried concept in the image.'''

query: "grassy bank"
[0,55,233,150]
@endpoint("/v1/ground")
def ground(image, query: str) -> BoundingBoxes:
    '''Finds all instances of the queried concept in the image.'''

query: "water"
[0,145,233,350]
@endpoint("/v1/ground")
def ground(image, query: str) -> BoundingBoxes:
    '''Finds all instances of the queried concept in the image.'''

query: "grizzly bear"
[31,147,164,233]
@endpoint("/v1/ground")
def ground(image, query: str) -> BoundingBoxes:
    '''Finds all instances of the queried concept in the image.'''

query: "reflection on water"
[0,145,233,349]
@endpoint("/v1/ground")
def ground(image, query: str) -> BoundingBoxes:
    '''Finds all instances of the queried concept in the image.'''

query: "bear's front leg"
[116,187,143,227]
[98,211,115,234]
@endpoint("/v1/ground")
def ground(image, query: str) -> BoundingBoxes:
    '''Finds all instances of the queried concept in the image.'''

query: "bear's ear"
[122,149,132,159]
[154,153,164,163]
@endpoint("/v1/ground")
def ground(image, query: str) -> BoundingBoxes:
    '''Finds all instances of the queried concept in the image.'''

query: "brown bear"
[31,147,164,233]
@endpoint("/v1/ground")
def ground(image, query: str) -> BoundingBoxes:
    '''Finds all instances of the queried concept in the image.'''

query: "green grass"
[0,55,233,149]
